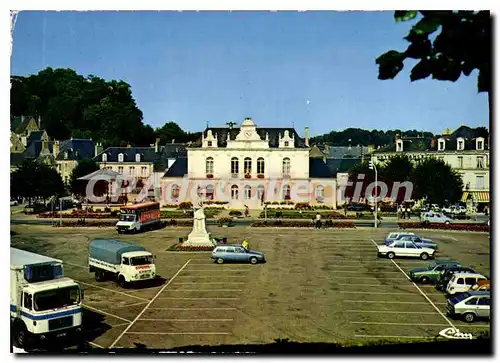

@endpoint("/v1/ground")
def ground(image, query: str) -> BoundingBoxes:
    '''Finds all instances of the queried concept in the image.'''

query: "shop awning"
[461,191,490,203]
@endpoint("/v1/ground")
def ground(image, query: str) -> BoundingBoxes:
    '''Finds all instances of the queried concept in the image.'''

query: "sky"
[10,10,489,137]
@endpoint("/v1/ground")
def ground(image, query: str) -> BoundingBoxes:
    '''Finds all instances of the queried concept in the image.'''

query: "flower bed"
[38,211,116,219]
[259,210,348,219]
[398,222,489,232]
[251,220,356,228]
[164,219,193,227]
[54,220,117,227]
[218,217,234,227]
[160,209,221,219]
[167,243,214,252]
[228,210,243,217]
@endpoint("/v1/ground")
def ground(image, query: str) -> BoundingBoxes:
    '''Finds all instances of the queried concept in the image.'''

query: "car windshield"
[119,214,136,222]
[33,285,81,311]
[428,262,438,269]
[131,255,153,266]
[449,292,471,304]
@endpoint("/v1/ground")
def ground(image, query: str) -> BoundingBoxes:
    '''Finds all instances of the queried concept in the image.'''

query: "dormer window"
[396,140,403,152]
[102,153,107,162]
[118,153,124,162]
[284,141,289,147]
[438,139,445,151]
[476,137,484,150]
[208,141,213,147]
[457,138,464,151]
[135,153,141,162]
[64,151,68,160]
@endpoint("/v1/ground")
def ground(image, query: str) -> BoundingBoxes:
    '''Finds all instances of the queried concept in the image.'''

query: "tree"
[154,121,201,144]
[376,11,491,119]
[10,67,154,146]
[411,158,463,206]
[69,159,100,197]
[11,160,65,206]
[380,155,414,203]
[345,162,377,202]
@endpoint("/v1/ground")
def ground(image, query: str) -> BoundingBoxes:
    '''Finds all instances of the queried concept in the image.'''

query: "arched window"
[282,184,291,200]
[118,153,124,162]
[244,157,252,174]
[231,184,239,200]
[171,184,180,199]
[206,184,214,200]
[206,157,214,174]
[282,157,291,176]
[102,153,107,162]
[244,185,252,200]
[231,157,239,176]
[197,185,204,198]
[257,157,265,174]
[135,153,141,162]
[316,185,325,201]
[257,185,265,201]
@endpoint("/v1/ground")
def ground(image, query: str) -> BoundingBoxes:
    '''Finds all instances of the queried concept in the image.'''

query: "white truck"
[10,248,83,349]
[89,239,156,288]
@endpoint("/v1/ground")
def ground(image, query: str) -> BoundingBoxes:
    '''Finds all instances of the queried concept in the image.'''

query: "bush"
[178,201,193,210]
[218,217,234,227]
[294,202,312,210]
[251,220,356,228]
[398,222,489,232]
[167,243,214,252]
[228,210,243,217]
[165,219,193,227]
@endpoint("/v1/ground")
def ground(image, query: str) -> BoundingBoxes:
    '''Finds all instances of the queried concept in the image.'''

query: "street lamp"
[369,159,378,228]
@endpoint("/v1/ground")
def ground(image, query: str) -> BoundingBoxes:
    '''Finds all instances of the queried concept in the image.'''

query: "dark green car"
[409,260,461,284]
[436,266,477,291]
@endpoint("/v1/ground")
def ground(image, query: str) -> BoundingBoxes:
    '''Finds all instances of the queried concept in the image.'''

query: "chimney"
[53,140,60,157]
[95,142,103,157]
[155,138,160,153]
[21,115,25,124]
[38,115,41,129]
[304,127,310,147]
[172,139,175,144]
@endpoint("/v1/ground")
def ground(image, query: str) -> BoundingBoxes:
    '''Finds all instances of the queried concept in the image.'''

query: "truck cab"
[119,251,156,283]
[10,248,83,349]
[116,213,138,233]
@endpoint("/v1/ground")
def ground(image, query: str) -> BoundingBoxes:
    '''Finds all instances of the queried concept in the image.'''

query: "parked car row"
[408,259,490,323]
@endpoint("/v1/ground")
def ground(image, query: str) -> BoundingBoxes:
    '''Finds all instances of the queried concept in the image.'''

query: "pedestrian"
[315,212,322,229]
[242,239,249,251]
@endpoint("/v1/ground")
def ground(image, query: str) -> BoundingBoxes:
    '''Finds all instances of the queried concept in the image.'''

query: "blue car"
[384,232,416,245]
[211,244,266,264]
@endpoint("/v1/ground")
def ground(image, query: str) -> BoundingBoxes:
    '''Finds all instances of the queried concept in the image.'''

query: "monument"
[183,206,213,246]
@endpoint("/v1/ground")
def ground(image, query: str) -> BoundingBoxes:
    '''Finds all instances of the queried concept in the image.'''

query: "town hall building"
[161,118,337,209]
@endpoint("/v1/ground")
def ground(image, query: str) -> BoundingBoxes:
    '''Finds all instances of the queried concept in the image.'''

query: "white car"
[422,212,452,224]
[377,240,435,260]
[446,272,489,296]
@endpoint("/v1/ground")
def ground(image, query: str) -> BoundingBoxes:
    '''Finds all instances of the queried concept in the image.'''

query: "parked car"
[446,291,490,323]
[422,212,452,224]
[10,200,18,206]
[446,272,488,296]
[347,203,371,212]
[397,235,438,250]
[470,280,490,292]
[211,244,266,264]
[408,260,461,284]
[377,240,435,260]
[436,266,477,291]
[384,232,416,244]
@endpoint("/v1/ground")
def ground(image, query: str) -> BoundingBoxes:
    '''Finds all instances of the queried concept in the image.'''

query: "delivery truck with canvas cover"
[88,238,156,287]
[10,248,83,349]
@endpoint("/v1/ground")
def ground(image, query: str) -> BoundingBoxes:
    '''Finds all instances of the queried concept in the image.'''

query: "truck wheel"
[95,270,105,282]
[14,324,29,349]
[118,275,128,288]
[135,226,141,234]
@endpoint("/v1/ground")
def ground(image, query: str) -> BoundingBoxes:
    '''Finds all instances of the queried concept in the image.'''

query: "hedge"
[398,222,489,232]
[167,243,214,252]
[259,210,348,219]
[251,220,356,228]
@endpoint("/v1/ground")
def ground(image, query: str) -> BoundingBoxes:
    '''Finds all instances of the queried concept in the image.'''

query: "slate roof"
[11,116,33,134]
[26,130,46,146]
[309,158,335,178]
[94,147,162,163]
[163,157,188,177]
[326,158,363,175]
[200,127,307,148]
[162,143,187,157]
[10,153,25,167]
[324,146,370,159]
[23,141,54,159]
[56,139,95,161]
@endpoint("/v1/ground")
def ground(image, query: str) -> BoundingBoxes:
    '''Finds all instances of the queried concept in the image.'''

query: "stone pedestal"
[182,207,212,246]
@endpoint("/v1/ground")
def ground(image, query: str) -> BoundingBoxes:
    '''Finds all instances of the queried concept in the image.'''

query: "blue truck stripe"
[10,304,81,320]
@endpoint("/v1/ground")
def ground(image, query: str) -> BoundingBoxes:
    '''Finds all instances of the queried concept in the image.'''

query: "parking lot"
[10,225,490,349]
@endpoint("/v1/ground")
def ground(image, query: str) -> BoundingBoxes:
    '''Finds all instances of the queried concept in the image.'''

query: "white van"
[446,272,488,296]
